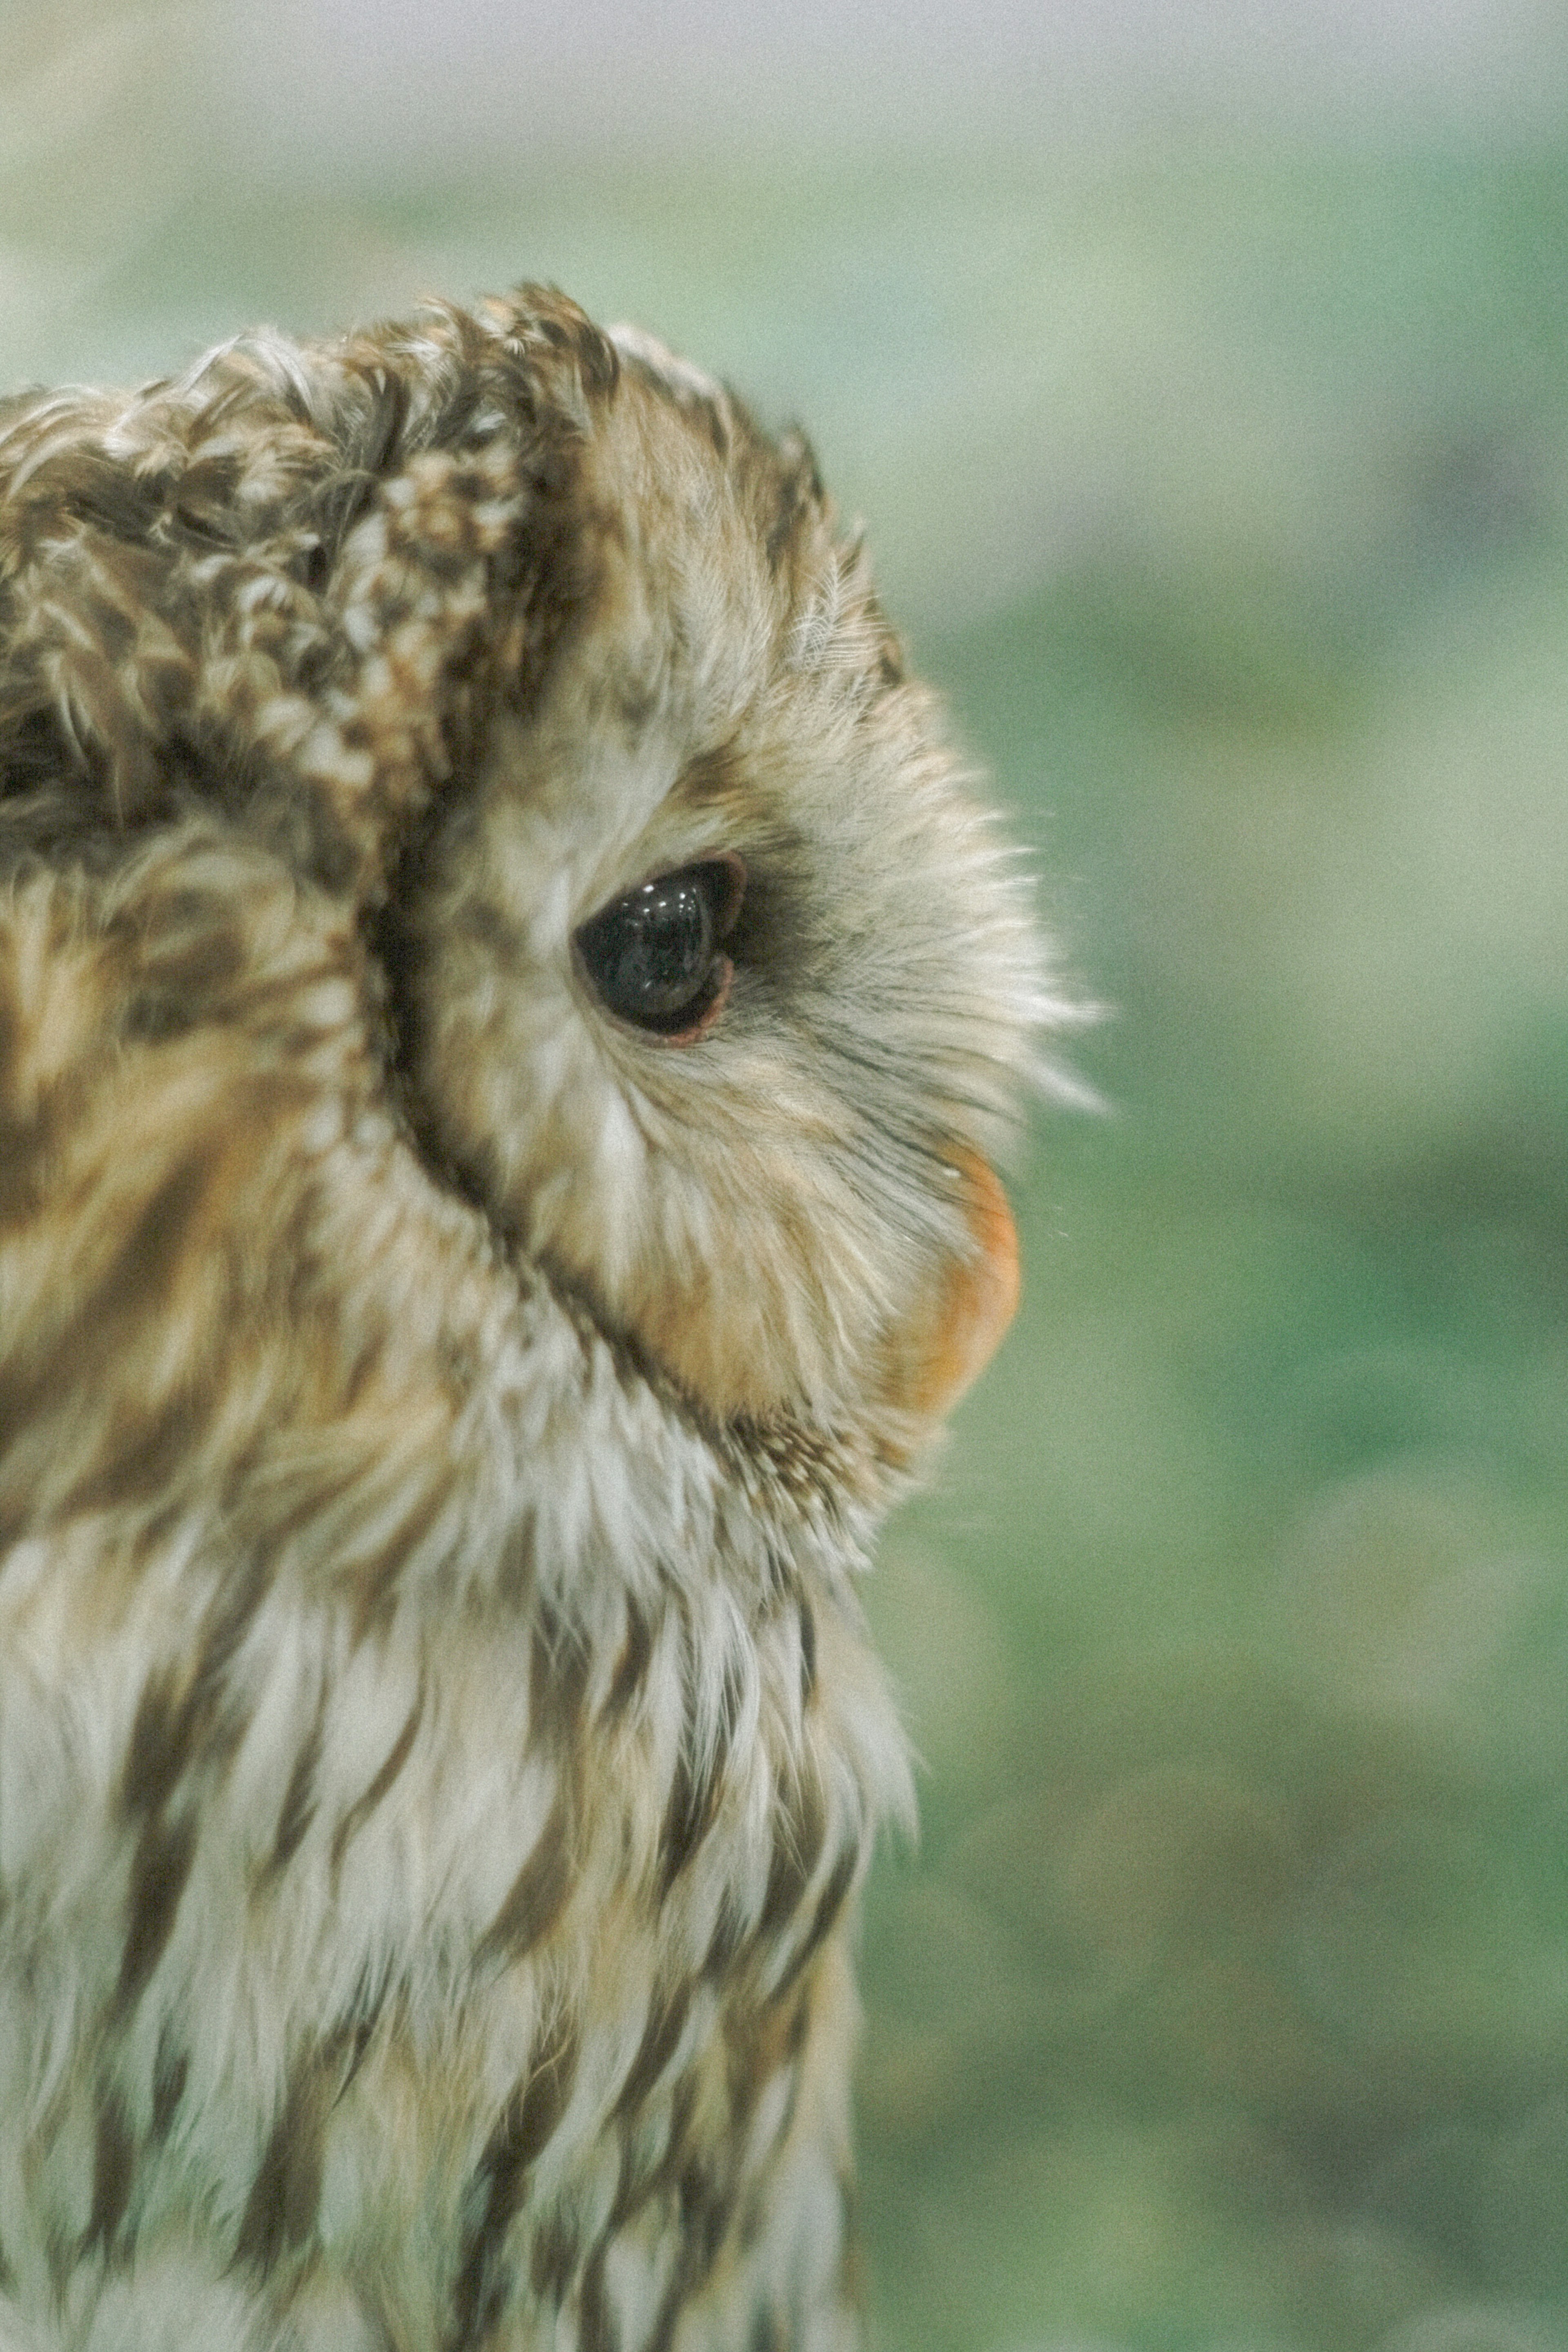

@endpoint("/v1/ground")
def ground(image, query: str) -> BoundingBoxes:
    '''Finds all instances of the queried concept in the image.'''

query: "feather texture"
[0,287,1057,2348]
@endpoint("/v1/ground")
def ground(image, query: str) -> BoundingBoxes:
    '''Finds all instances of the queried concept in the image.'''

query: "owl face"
[0,292,1044,1458]
[385,320,1040,1438]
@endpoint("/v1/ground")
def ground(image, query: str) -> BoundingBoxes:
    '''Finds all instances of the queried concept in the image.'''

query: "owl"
[0,287,1061,2350]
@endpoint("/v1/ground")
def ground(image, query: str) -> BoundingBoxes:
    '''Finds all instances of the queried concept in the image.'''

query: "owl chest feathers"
[0,828,910,2339]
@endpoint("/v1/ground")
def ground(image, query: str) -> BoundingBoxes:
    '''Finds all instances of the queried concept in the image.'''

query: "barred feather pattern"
[0,288,1052,2348]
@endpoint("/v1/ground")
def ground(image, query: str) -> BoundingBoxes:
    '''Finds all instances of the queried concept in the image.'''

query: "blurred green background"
[7,4,1568,2345]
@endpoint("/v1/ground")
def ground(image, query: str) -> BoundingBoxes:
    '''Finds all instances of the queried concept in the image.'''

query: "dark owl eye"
[575,856,745,1040]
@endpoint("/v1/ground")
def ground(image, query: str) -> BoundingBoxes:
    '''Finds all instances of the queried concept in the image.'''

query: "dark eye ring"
[574,854,746,1042]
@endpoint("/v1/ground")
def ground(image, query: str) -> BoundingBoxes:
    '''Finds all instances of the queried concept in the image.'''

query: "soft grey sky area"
[6,0,1564,213]
[223,0,1567,161]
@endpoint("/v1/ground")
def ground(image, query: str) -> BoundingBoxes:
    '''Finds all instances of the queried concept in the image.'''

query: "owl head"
[0,286,1062,1467]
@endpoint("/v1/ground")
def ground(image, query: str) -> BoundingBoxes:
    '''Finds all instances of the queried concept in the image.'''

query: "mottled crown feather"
[0,288,615,881]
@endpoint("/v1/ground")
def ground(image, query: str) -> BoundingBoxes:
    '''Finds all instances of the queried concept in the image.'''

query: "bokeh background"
[7,3,1568,2345]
